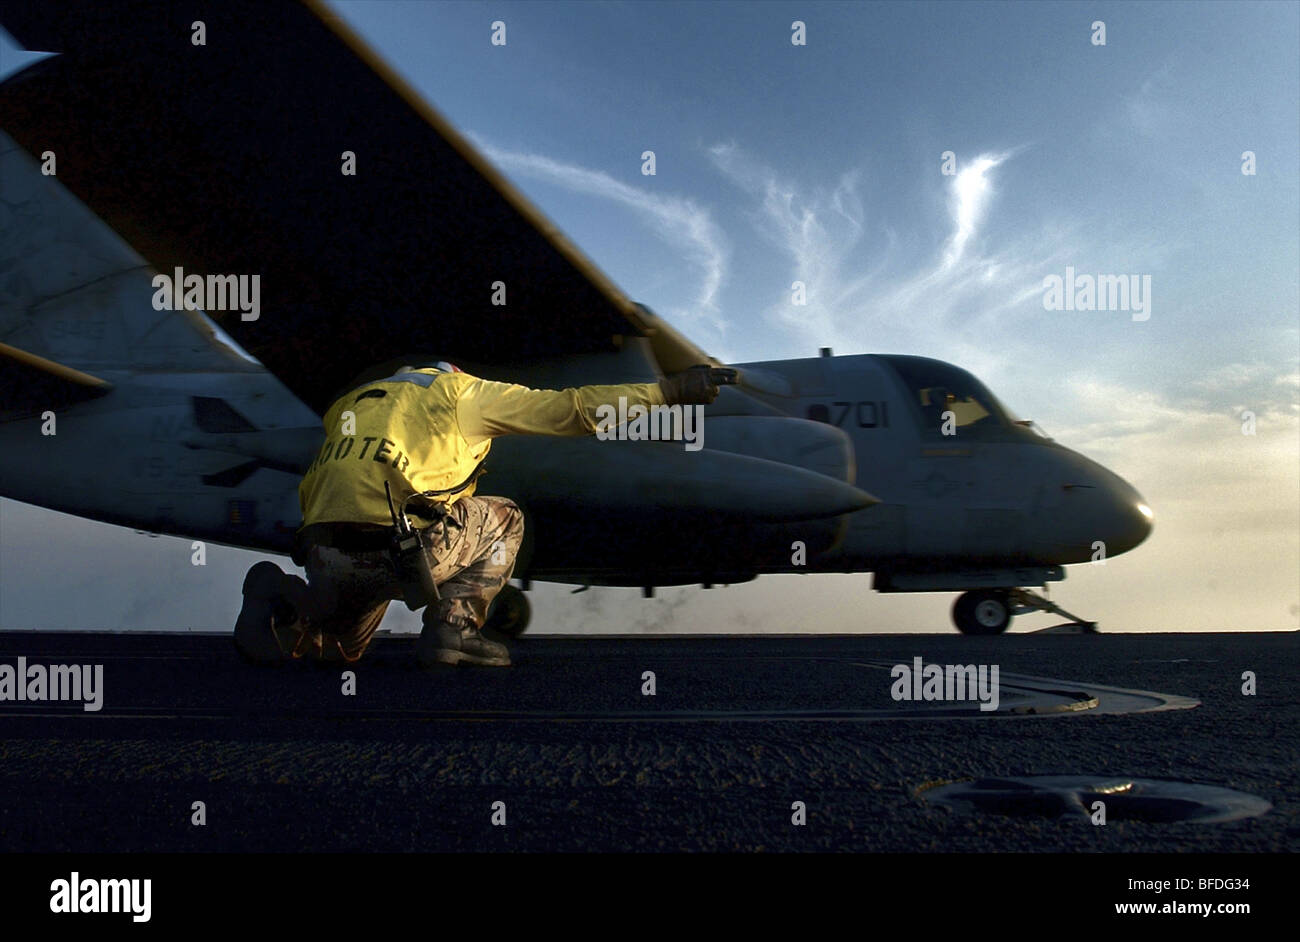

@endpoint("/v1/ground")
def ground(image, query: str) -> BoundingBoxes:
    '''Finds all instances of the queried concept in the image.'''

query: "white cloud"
[470,137,730,337]
[1192,361,1274,393]
[705,142,1059,380]
[943,153,1008,268]
[706,142,872,348]
[1178,345,1300,418]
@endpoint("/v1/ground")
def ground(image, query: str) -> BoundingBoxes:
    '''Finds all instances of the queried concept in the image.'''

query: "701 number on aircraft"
[830,400,889,428]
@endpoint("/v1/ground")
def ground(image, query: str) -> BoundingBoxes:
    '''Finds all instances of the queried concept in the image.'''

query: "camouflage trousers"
[282,496,524,663]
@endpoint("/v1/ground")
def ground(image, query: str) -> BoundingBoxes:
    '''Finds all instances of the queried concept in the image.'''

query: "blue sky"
[335,1,1297,386]
[1,0,1297,632]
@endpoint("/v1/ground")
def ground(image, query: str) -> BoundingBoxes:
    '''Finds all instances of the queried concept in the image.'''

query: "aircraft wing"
[0,0,716,414]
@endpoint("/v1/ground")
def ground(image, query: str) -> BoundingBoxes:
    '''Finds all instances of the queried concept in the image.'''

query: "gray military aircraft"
[0,0,1151,636]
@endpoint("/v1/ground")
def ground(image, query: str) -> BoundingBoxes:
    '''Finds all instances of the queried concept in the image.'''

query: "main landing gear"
[484,584,531,638]
[952,587,1097,635]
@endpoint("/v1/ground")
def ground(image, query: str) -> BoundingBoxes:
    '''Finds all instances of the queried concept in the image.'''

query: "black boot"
[417,617,511,667]
[234,562,306,664]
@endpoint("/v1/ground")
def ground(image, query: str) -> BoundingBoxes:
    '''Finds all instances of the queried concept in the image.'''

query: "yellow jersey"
[298,367,666,528]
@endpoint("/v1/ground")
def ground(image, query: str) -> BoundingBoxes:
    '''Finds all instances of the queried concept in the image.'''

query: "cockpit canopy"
[877,355,1050,443]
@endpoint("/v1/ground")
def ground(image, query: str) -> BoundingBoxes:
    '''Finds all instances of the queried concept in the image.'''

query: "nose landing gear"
[952,587,1097,635]
[952,589,1012,635]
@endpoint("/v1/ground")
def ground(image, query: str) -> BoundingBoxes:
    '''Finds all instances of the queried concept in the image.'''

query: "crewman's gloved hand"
[659,365,721,405]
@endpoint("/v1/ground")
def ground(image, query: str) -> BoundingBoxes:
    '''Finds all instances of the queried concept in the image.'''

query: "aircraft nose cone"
[1110,490,1154,556]
[1036,450,1153,563]
[1084,463,1153,558]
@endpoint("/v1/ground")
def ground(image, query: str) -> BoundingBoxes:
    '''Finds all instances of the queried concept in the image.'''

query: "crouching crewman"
[234,359,720,668]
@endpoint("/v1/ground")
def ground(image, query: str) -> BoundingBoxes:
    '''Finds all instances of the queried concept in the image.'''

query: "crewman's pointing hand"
[659,365,721,405]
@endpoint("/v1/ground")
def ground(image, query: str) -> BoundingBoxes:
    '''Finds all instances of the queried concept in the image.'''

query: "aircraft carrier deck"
[0,630,1293,854]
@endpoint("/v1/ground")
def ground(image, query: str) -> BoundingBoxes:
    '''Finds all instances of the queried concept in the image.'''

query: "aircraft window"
[918,386,990,429]
[878,355,1014,438]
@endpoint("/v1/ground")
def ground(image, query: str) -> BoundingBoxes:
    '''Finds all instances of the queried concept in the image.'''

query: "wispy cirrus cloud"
[469,136,730,338]
[705,141,1052,376]
[472,135,1039,374]
[706,142,882,351]
[944,152,1011,268]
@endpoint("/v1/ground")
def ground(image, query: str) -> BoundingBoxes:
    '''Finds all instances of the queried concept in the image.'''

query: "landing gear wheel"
[953,589,1012,635]
[484,584,531,638]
